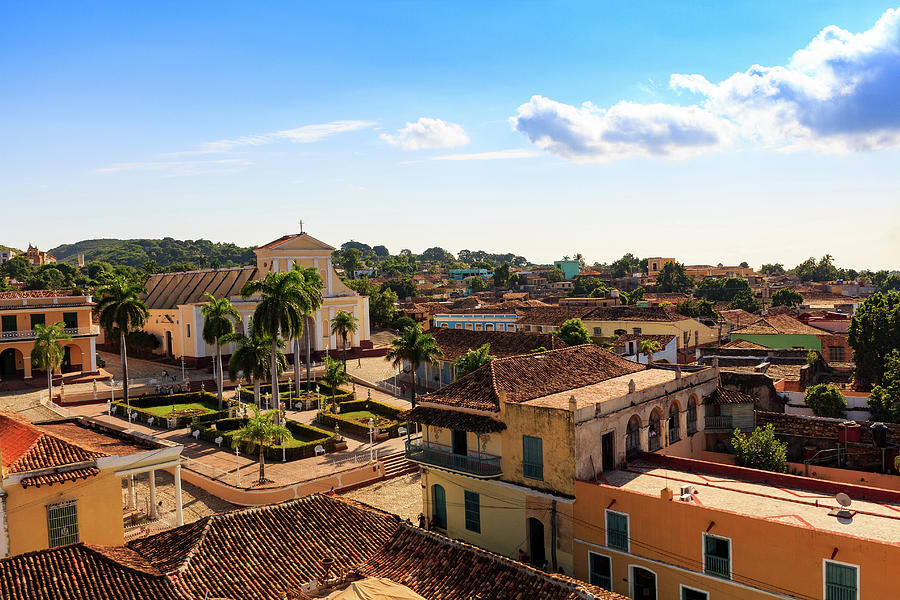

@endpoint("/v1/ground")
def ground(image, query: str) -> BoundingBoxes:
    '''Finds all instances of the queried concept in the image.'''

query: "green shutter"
[589,553,612,590]
[523,436,543,480]
[606,511,628,551]
[825,562,857,600]
[464,490,480,533]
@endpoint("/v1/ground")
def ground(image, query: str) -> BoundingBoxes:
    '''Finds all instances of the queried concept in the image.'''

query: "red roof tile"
[399,406,507,433]
[20,466,100,488]
[731,314,826,336]
[0,412,105,475]
[429,328,567,361]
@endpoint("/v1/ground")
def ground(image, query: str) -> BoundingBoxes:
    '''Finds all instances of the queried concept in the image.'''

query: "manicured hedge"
[190,417,335,461]
[339,399,403,420]
[112,392,229,428]
[316,398,407,439]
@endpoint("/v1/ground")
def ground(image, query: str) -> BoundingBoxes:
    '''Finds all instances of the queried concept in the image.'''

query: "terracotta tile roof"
[429,328,567,361]
[515,306,595,326]
[359,526,622,600]
[423,345,645,412]
[582,305,688,322]
[37,421,155,456]
[718,308,757,326]
[0,543,185,600]
[721,339,769,350]
[0,412,105,475]
[255,232,335,251]
[399,406,507,433]
[20,466,100,488]
[704,387,756,405]
[731,314,825,336]
[442,300,549,315]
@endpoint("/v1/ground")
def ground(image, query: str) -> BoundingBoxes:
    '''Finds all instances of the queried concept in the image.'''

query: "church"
[141,230,372,368]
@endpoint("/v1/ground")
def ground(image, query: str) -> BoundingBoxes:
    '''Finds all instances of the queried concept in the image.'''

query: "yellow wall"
[573,479,899,599]
[500,401,575,496]
[582,318,718,349]
[5,470,125,555]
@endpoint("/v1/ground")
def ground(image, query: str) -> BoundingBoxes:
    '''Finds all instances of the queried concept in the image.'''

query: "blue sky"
[2,1,898,269]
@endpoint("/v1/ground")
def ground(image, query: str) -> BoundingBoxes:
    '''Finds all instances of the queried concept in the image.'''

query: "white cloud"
[513,7,900,160]
[430,149,540,160]
[380,117,470,150]
[166,120,376,156]
[95,158,252,176]
[511,96,733,162]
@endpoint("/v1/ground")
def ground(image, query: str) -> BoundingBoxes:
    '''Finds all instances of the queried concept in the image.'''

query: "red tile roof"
[730,314,826,336]
[423,345,645,412]
[0,412,105,475]
[0,543,185,600]
[704,387,756,405]
[20,466,100,488]
[399,405,507,433]
[429,328,567,361]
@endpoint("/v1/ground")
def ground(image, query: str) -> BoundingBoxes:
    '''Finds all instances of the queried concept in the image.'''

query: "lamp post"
[181,354,185,382]
[369,418,375,461]
[235,447,241,487]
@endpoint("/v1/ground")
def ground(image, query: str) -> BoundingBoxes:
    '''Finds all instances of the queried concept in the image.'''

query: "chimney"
[712,357,719,369]
[675,366,682,380]
[628,379,636,394]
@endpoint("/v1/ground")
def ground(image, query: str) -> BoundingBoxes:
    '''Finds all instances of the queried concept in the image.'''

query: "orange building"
[573,453,896,599]
[0,291,99,382]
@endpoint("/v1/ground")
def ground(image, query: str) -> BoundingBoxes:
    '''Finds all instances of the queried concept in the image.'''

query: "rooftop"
[423,345,645,412]
[428,328,567,361]
[600,458,900,546]
[730,314,826,336]
[0,411,105,476]
[526,368,679,410]
[142,265,258,310]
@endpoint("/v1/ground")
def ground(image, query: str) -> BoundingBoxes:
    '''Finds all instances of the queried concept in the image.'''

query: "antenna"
[299,219,304,234]
[835,492,852,508]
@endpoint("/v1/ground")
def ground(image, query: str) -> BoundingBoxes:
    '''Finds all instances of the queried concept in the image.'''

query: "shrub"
[732,424,788,473]
[803,384,847,418]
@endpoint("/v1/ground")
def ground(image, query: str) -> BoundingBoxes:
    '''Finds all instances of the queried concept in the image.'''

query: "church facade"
[141,232,371,367]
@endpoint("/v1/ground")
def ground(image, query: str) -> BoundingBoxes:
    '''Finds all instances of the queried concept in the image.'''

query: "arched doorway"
[625,415,641,460]
[431,484,447,529]
[648,408,662,451]
[687,396,698,435]
[61,344,83,373]
[668,402,681,443]
[630,566,657,599]
[528,517,545,567]
[0,348,23,380]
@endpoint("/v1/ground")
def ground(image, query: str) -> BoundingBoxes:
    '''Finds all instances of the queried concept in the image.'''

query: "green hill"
[49,238,256,269]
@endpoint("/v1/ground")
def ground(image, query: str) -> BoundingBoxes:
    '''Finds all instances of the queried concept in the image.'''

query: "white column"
[273,258,279,272]
[89,338,97,372]
[352,305,361,347]
[174,465,184,526]
[148,469,158,519]
[326,258,334,295]
[127,475,135,509]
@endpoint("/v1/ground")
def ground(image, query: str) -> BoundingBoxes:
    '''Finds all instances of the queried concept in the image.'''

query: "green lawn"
[340,410,397,427]
[141,400,219,418]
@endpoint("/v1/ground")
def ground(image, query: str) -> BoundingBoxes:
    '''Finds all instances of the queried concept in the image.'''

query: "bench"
[314,444,326,456]
[192,430,200,440]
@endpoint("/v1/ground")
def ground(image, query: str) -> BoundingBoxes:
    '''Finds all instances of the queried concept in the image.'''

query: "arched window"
[625,415,641,460]
[648,409,662,451]
[669,402,681,443]
[431,484,447,529]
[687,396,698,435]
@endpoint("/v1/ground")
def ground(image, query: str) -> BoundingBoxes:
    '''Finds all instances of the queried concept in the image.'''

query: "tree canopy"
[771,288,803,308]
[868,350,900,423]
[848,291,900,390]
[453,343,493,380]
[803,384,847,418]
[728,289,761,312]
[694,277,751,302]
[732,424,788,473]
[655,262,694,293]
[554,318,592,346]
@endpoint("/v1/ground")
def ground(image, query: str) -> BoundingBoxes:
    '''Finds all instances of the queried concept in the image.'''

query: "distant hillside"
[49,238,256,269]
[0,244,22,254]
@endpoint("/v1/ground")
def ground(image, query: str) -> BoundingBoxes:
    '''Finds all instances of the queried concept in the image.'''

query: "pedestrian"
[418,513,427,528]
[357,357,362,368]
[327,486,335,496]
[518,549,529,563]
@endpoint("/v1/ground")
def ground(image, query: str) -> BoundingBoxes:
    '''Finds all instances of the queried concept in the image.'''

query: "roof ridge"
[81,544,166,578]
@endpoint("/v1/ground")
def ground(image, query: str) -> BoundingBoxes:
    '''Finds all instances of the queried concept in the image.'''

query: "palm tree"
[230,405,290,485]
[322,355,349,412]
[330,310,359,373]
[31,322,71,401]
[293,266,324,394]
[224,324,286,407]
[385,324,442,408]
[453,343,493,380]
[96,277,149,405]
[241,271,308,414]
[201,293,242,409]
[640,339,662,365]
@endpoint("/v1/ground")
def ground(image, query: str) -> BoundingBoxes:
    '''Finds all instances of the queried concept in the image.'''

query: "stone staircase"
[378,451,418,480]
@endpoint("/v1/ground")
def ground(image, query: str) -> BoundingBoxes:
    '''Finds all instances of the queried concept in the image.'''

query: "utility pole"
[550,500,558,572]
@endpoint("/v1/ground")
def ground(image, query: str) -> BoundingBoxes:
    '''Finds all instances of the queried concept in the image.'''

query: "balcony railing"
[825,583,857,600]
[704,415,755,432]
[704,554,731,579]
[405,439,501,478]
[0,326,99,341]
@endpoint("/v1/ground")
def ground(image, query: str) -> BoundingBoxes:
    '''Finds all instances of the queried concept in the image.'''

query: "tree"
[771,289,804,308]
[546,268,564,283]
[224,326,286,407]
[675,298,716,319]
[453,343,493,380]
[640,340,662,364]
[493,262,511,288]
[760,263,785,276]
[31,322,71,402]
[729,289,761,312]
[392,316,416,330]
[554,318,591,346]
[732,424,788,473]
[803,384,847,418]
[610,253,642,278]
[385,324,442,408]
[655,262,694,293]
[230,405,290,485]
[335,248,363,278]
[330,310,359,373]
[695,277,751,302]
[848,291,900,390]
[739,261,750,268]
[381,277,417,300]
[792,255,841,282]
[322,355,350,412]
[294,266,324,394]
[469,276,487,292]
[868,350,900,423]
[620,286,645,306]
[345,277,396,327]
[0,256,34,282]
[572,276,606,296]
[201,293,242,409]
[96,277,149,405]
[241,271,308,413]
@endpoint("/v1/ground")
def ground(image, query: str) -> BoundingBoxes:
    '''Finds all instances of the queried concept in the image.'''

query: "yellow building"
[141,230,371,367]
[0,291,100,383]
[401,345,717,575]
[0,411,184,557]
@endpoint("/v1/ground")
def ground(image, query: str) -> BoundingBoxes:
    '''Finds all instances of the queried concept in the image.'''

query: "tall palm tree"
[96,277,149,405]
[385,324,442,408]
[230,405,290,485]
[223,324,286,407]
[640,339,662,365]
[241,271,307,414]
[330,310,359,373]
[31,322,71,402]
[322,355,350,412]
[293,266,324,394]
[201,293,242,409]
